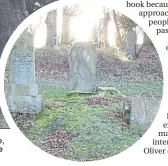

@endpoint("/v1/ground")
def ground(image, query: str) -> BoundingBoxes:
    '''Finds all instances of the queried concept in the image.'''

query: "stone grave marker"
[125,29,137,57]
[68,42,98,93]
[5,29,43,114]
[124,27,144,57]
[130,91,159,135]
[0,108,9,129]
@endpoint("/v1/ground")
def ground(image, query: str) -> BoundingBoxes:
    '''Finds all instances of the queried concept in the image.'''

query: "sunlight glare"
[108,19,117,47]
[70,5,103,42]
[34,14,47,49]
[134,26,144,45]
[34,23,47,48]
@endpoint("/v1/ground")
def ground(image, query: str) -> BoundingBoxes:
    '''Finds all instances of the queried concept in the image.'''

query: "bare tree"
[116,13,136,41]
[112,10,122,47]
[102,7,111,47]
[61,5,82,45]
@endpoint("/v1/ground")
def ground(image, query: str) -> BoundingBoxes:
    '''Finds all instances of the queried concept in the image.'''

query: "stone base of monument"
[6,94,43,114]
[6,84,43,114]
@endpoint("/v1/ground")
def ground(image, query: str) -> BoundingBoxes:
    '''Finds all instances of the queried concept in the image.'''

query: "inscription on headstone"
[130,91,159,135]
[5,29,43,114]
[68,42,98,93]
[11,52,33,84]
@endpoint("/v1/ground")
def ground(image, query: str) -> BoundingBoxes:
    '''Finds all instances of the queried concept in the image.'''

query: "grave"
[0,108,9,129]
[5,29,43,114]
[124,27,144,57]
[68,42,98,93]
[130,91,159,135]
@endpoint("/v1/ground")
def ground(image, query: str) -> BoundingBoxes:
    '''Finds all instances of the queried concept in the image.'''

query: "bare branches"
[102,7,113,15]
[63,5,82,16]
[112,10,123,47]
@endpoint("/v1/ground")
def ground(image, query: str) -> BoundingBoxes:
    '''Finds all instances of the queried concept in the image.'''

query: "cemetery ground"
[10,44,162,161]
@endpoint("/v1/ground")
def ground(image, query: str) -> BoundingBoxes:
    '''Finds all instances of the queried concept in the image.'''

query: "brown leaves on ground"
[35,44,162,84]
[41,130,72,155]
[86,97,131,106]
[109,112,129,130]
[109,112,123,119]
[36,55,69,81]
[13,113,37,133]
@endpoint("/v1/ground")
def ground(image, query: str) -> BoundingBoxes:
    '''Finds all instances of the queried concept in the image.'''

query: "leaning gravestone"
[130,91,159,135]
[68,42,98,93]
[5,29,43,114]
[124,27,144,57]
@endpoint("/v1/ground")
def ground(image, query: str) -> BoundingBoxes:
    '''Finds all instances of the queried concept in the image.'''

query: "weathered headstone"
[0,108,9,129]
[125,29,137,57]
[124,27,144,57]
[130,91,159,135]
[5,29,43,114]
[68,42,98,93]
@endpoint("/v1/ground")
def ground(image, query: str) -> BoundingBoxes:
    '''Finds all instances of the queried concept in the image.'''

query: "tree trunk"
[61,11,70,45]
[46,10,55,47]
[113,10,122,48]
[103,12,110,47]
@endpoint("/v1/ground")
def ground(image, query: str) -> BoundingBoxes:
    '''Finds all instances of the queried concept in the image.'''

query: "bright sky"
[33,14,47,48]
[70,5,103,42]
[33,4,143,48]
[69,4,118,46]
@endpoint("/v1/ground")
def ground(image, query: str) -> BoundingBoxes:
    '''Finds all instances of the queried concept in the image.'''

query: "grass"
[25,81,163,161]
[26,85,147,161]
[39,82,163,99]
[39,85,68,100]
[115,82,163,99]
[27,102,140,161]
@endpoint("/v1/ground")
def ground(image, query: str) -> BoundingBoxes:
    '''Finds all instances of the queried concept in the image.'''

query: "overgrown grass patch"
[27,94,140,161]
[117,82,163,99]
[39,85,67,100]
[26,83,161,160]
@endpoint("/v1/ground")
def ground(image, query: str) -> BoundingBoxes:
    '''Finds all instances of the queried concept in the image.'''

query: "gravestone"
[0,108,9,129]
[5,29,43,114]
[125,29,137,57]
[124,27,144,57]
[130,91,159,135]
[68,42,98,93]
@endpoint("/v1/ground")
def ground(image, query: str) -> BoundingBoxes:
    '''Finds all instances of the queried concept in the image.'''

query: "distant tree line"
[0,1,153,55]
